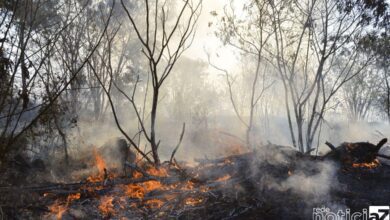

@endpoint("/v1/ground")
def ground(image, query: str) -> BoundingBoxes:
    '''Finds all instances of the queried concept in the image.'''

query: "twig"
[377,154,390,160]
[325,141,336,151]
[170,123,186,164]
[376,138,388,151]
[0,177,162,194]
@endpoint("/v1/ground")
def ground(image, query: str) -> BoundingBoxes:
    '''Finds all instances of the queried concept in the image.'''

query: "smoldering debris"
[1,140,389,219]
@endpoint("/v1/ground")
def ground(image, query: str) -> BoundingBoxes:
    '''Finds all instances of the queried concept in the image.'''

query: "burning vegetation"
[0,0,389,219]
[0,138,389,219]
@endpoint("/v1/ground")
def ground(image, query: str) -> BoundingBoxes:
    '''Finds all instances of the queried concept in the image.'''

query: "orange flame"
[47,193,81,219]
[86,149,108,182]
[185,197,203,206]
[147,167,168,177]
[48,201,67,220]
[216,174,231,182]
[145,199,164,209]
[99,196,115,216]
[66,193,80,205]
[94,149,106,174]
[123,180,163,199]
[352,159,380,169]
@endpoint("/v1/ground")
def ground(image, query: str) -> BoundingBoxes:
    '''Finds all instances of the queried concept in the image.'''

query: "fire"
[66,193,80,205]
[180,180,195,190]
[144,180,163,191]
[133,171,143,178]
[216,174,231,182]
[352,159,380,169]
[87,149,110,182]
[123,180,163,199]
[185,197,203,206]
[47,193,81,219]
[94,149,106,174]
[99,196,115,216]
[147,167,168,177]
[145,199,164,209]
[48,202,67,220]
[123,184,145,199]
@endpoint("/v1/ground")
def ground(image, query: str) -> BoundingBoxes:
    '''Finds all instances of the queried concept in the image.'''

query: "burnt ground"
[0,144,389,220]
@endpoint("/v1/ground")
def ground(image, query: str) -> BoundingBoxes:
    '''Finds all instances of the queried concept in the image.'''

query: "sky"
[183,0,241,73]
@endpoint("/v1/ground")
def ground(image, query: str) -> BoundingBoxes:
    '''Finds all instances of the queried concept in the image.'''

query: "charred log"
[324,138,388,166]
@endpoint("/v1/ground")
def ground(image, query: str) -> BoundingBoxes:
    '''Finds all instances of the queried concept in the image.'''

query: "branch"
[325,141,336,151]
[170,123,186,164]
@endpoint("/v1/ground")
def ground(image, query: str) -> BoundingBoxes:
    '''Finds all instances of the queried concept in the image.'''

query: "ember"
[48,202,67,220]
[98,196,115,216]
[185,197,204,206]
[94,149,106,174]
[145,199,164,209]
[2,140,389,219]
[352,159,380,169]
[215,174,231,182]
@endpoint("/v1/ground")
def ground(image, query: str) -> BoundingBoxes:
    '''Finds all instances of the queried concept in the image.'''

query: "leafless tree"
[116,0,202,165]
[209,0,274,147]
[343,67,380,121]
[0,0,114,163]
[267,0,376,152]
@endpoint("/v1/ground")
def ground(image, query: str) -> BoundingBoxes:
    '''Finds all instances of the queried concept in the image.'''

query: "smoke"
[276,161,338,199]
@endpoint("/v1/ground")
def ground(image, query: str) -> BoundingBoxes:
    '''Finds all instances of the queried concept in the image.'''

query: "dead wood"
[0,176,180,195]
[324,138,388,165]
[377,153,390,160]
[376,138,388,151]
[325,141,337,151]
[170,123,186,164]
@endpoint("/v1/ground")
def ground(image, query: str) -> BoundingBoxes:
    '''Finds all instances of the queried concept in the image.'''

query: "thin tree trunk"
[19,21,29,109]
[150,87,160,165]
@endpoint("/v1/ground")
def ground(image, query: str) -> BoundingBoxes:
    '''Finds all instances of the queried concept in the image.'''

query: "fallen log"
[324,138,388,165]
[0,176,179,195]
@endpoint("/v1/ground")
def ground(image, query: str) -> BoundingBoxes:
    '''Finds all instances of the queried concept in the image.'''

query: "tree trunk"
[19,21,29,109]
[150,87,160,165]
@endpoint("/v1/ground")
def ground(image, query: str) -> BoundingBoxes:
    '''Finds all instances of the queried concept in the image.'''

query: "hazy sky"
[183,0,241,72]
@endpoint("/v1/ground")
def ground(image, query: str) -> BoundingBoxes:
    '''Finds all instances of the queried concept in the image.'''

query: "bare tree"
[0,0,114,163]
[267,0,381,152]
[343,67,380,121]
[209,0,274,147]
[116,0,202,165]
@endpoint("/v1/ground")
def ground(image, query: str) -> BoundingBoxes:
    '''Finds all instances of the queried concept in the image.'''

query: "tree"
[210,0,274,147]
[266,0,387,152]
[0,0,114,164]
[111,0,203,165]
[359,33,390,121]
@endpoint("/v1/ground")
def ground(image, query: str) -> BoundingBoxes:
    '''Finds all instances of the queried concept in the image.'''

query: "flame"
[144,180,163,191]
[147,167,168,177]
[86,149,109,182]
[145,199,164,209]
[123,184,145,199]
[182,180,195,190]
[185,197,203,206]
[352,159,380,169]
[123,180,163,199]
[216,174,231,182]
[66,193,80,205]
[99,196,115,216]
[133,171,143,178]
[48,201,67,220]
[94,149,106,174]
[47,193,81,219]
